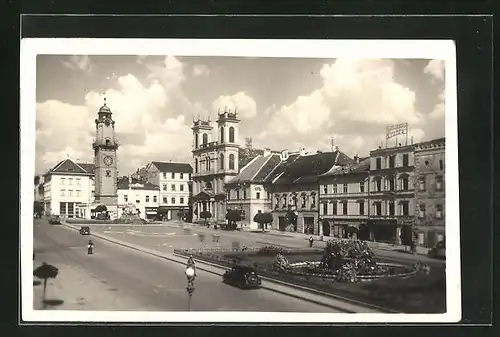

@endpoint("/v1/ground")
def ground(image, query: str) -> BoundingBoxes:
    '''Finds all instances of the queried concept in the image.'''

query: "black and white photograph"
[21,39,460,323]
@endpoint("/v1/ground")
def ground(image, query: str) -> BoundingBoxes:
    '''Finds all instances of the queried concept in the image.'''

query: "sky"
[35,55,445,175]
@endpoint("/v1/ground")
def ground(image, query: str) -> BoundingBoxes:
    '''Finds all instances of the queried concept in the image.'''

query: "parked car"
[222,265,262,289]
[428,240,446,259]
[48,215,61,225]
[79,226,91,235]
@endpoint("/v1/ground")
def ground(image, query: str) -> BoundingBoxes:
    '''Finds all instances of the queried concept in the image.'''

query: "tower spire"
[103,93,107,106]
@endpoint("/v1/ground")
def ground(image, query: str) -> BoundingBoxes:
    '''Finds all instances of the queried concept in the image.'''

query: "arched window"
[205,156,210,171]
[373,176,382,192]
[399,174,410,191]
[195,133,199,148]
[202,133,208,145]
[229,153,235,170]
[220,153,225,169]
[220,127,225,143]
[229,127,235,143]
[195,158,198,173]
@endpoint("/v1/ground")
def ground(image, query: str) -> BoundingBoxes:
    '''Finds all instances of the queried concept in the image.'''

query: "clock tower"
[93,98,119,211]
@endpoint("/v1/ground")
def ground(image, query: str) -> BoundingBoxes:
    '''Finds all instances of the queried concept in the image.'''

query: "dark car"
[428,240,446,259]
[79,226,90,235]
[48,215,61,225]
[222,265,262,289]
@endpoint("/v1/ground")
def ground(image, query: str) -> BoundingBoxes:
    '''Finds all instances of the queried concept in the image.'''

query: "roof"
[262,153,301,183]
[238,147,264,170]
[117,177,159,190]
[321,157,370,177]
[415,137,446,150]
[229,153,282,185]
[272,151,353,185]
[48,159,94,175]
[151,161,193,173]
[77,163,95,173]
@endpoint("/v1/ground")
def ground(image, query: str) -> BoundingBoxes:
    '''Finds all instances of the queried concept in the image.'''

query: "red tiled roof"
[151,161,193,173]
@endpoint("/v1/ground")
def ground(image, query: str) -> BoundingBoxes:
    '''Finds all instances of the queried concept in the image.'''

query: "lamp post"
[185,265,196,311]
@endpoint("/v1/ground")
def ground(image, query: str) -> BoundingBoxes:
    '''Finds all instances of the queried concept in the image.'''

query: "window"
[401,175,409,190]
[170,173,174,179]
[256,192,261,200]
[76,178,81,185]
[229,127,235,143]
[60,189,66,197]
[153,196,157,203]
[76,190,81,197]
[136,199,140,204]
[359,182,365,193]
[106,170,111,177]
[343,183,348,193]
[419,177,426,191]
[282,196,287,209]
[389,202,395,216]
[189,174,191,180]
[180,184,184,191]
[163,172,167,179]
[229,154,235,170]
[436,204,443,219]
[163,184,167,191]
[275,195,279,209]
[388,177,395,191]
[124,195,128,202]
[401,201,409,216]
[333,184,338,194]
[146,195,150,203]
[342,202,348,215]
[180,197,184,204]
[389,155,395,168]
[68,190,73,197]
[236,190,240,199]
[202,133,208,145]
[311,195,316,208]
[220,126,225,143]
[322,202,328,215]
[359,201,365,215]
[180,173,184,179]
[68,178,73,185]
[439,159,444,170]
[332,201,337,215]
[195,159,198,173]
[60,202,67,215]
[243,190,246,199]
[163,197,167,204]
[171,197,175,204]
[402,154,409,167]
[171,184,176,191]
[376,178,382,192]
[376,158,382,170]
[436,176,444,191]
[301,195,306,208]
[375,203,382,216]
[419,204,426,219]
[60,178,65,185]
[323,185,328,194]
[195,133,199,148]
[266,192,270,199]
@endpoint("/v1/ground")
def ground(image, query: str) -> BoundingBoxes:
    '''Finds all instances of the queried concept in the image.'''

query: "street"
[32,219,339,312]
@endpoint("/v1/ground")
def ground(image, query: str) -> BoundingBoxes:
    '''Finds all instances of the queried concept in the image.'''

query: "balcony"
[194,141,219,150]
[92,139,119,150]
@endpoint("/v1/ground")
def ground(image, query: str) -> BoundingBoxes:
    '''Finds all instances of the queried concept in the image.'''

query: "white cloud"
[61,55,94,73]
[429,90,445,119]
[192,64,210,77]
[211,92,257,119]
[424,59,445,82]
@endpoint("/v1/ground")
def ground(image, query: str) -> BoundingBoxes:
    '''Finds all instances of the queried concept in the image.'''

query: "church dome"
[99,104,111,113]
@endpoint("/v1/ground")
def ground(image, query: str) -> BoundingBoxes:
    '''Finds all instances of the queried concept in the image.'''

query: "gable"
[50,159,89,175]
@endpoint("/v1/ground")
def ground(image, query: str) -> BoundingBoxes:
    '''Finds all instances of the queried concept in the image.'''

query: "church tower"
[216,106,240,175]
[93,97,119,209]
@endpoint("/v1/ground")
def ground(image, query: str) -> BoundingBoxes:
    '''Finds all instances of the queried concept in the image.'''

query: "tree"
[226,209,243,230]
[33,262,59,308]
[253,211,273,231]
[199,211,212,225]
[94,205,107,213]
[286,210,298,231]
[33,201,44,216]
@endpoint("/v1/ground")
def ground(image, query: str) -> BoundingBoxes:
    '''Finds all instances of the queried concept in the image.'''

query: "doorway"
[322,220,331,236]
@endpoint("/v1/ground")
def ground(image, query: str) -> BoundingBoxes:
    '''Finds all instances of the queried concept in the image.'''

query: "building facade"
[41,159,95,218]
[92,98,119,218]
[368,144,416,244]
[266,149,353,234]
[144,161,193,220]
[318,157,370,239]
[191,108,241,223]
[117,177,160,220]
[225,149,281,230]
[414,138,446,247]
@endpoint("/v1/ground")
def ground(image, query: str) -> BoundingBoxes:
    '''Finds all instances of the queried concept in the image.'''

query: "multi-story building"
[34,175,45,202]
[318,157,370,239]
[265,149,353,234]
[144,161,193,220]
[41,159,95,218]
[117,176,160,220]
[191,108,242,223]
[414,137,446,247]
[368,144,416,244]
[225,149,282,230]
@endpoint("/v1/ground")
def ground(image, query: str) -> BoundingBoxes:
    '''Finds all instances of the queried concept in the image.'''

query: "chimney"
[299,147,306,156]
[280,149,289,161]
[335,145,339,151]
[264,148,271,157]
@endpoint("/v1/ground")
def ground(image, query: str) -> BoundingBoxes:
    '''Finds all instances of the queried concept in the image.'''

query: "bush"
[257,245,286,256]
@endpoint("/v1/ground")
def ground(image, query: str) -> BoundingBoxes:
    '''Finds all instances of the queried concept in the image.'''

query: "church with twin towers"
[190,106,242,223]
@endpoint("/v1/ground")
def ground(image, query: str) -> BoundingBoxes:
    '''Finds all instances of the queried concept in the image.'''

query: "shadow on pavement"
[42,299,65,307]
[33,280,41,286]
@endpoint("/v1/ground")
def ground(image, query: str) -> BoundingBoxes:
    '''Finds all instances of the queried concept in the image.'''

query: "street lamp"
[185,265,196,311]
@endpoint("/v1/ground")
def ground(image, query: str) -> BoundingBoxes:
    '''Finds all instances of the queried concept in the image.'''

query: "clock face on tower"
[103,155,113,166]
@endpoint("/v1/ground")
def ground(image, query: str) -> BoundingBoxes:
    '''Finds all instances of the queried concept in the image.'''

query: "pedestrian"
[309,236,314,248]
[87,240,94,255]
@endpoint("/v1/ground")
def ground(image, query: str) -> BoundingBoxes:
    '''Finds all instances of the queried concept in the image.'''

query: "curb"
[60,222,391,313]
